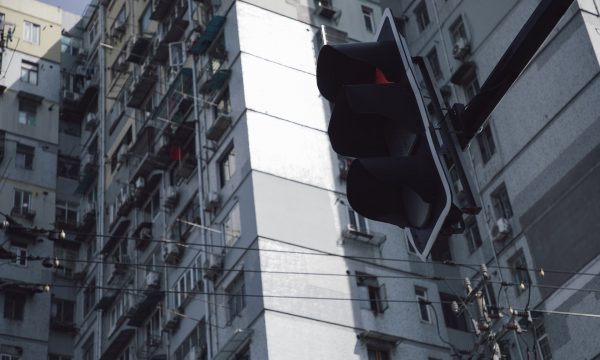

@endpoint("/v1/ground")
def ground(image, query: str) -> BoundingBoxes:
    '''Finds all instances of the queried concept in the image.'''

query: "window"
[82,336,94,360]
[139,3,152,33]
[173,268,200,309]
[174,319,207,360]
[18,101,36,125]
[212,89,231,119]
[51,298,75,325]
[83,279,96,315]
[508,250,530,295]
[430,237,452,262]
[348,207,368,233]
[23,21,40,44]
[439,292,469,331]
[463,72,480,101]
[361,6,375,33]
[10,246,27,267]
[491,183,513,219]
[49,354,73,360]
[357,272,388,314]
[426,47,443,81]
[476,124,495,163]
[219,145,236,187]
[143,189,161,220]
[414,1,430,32]
[49,355,73,360]
[1,354,19,360]
[223,203,241,247]
[464,217,482,253]
[176,196,201,241]
[143,310,161,349]
[535,318,552,360]
[449,17,468,43]
[4,292,25,320]
[57,156,80,180]
[15,143,34,169]
[367,346,390,360]
[61,34,81,55]
[209,34,227,73]
[56,200,78,226]
[59,120,82,137]
[109,293,130,332]
[227,272,246,322]
[54,246,77,277]
[20,60,38,85]
[415,287,431,322]
[13,189,32,216]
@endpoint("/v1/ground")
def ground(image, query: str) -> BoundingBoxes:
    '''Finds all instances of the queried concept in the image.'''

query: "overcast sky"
[40,0,91,16]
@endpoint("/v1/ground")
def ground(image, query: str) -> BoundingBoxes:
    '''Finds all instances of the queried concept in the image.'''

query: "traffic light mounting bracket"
[412,57,481,217]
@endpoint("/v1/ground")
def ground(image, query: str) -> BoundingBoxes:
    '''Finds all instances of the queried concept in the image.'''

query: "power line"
[53,224,600,280]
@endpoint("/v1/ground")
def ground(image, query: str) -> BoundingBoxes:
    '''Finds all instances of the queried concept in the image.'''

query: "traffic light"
[317,10,456,260]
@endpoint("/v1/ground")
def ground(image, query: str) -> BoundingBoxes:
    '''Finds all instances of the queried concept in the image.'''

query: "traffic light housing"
[317,10,455,260]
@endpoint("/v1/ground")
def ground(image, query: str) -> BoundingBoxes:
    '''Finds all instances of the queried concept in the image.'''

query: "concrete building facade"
[389,0,600,358]
[0,1,81,359]
[1,0,598,359]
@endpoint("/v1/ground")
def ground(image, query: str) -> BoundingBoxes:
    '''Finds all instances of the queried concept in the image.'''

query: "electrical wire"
[52,224,600,280]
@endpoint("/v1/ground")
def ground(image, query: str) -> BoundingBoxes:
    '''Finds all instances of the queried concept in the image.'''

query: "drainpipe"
[97,2,107,359]
[188,0,214,358]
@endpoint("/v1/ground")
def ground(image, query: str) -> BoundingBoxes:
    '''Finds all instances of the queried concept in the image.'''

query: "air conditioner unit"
[140,226,152,240]
[117,146,129,163]
[206,112,232,141]
[115,56,129,72]
[145,271,160,288]
[203,253,223,280]
[120,185,130,202]
[315,0,339,20]
[490,218,511,242]
[62,89,79,101]
[163,309,181,331]
[113,18,127,35]
[164,186,180,209]
[84,113,98,130]
[452,37,471,61]
[135,176,146,190]
[205,191,220,213]
[162,242,181,264]
[155,133,170,152]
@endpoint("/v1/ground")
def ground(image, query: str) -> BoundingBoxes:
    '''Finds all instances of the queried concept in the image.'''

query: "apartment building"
[0,1,81,359]
[0,0,578,359]
[386,0,600,358]
[68,0,475,359]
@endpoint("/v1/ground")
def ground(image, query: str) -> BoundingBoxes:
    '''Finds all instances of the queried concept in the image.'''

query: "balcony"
[150,0,176,21]
[100,327,136,360]
[149,32,169,64]
[128,125,170,188]
[190,15,226,55]
[161,11,189,45]
[116,185,135,218]
[127,272,164,326]
[50,317,77,333]
[199,69,231,95]
[132,221,153,250]
[126,35,152,64]
[102,218,131,256]
[10,207,36,221]
[79,66,100,111]
[206,112,232,141]
[154,68,194,125]
[127,63,158,109]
